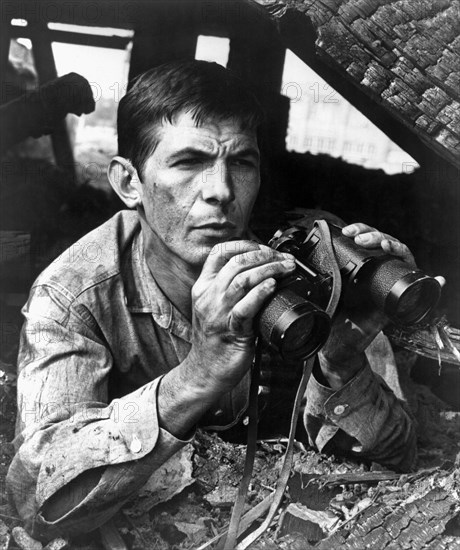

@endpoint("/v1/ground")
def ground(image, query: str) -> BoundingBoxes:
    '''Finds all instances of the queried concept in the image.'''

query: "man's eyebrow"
[166,147,260,161]
[228,147,260,160]
[166,147,213,161]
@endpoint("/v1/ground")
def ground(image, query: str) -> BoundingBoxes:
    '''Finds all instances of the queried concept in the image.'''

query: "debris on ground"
[1,333,460,549]
[12,526,43,550]
[127,444,195,516]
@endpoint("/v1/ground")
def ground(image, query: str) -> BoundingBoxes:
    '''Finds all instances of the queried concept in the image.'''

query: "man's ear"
[107,156,142,209]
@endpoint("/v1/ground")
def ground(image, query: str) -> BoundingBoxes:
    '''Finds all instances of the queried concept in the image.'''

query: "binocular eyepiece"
[257,222,442,361]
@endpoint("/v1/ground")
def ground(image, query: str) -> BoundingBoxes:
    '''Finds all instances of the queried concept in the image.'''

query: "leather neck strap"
[220,219,343,549]
[219,340,262,550]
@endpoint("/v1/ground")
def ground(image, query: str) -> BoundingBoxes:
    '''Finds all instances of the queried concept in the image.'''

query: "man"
[7,60,416,541]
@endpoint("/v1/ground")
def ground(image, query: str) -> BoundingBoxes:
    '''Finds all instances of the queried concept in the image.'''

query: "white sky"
[195,35,230,66]
[52,43,130,99]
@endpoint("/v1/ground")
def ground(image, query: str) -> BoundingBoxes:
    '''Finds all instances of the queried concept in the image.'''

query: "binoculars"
[257,222,442,361]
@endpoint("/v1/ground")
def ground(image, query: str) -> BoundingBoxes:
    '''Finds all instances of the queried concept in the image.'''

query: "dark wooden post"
[28,22,76,180]
[227,33,288,155]
[0,19,10,104]
[227,34,286,93]
[128,15,198,82]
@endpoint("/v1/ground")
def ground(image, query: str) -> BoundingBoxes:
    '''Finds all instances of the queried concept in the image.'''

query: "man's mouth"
[195,221,236,230]
[192,221,238,240]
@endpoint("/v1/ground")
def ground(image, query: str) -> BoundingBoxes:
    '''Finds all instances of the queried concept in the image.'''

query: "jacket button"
[129,434,142,453]
[333,404,347,415]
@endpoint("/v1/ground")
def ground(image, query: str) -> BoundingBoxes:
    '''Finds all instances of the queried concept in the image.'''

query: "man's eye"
[173,158,203,167]
[231,158,255,168]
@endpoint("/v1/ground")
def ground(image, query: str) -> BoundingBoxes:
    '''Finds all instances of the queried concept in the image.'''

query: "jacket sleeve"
[303,356,417,472]
[7,284,191,542]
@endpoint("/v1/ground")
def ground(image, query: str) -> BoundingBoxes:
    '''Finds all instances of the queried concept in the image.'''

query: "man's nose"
[201,161,235,206]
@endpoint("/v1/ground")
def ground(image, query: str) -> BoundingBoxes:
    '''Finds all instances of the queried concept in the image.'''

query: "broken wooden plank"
[386,320,460,366]
[9,25,131,50]
[277,502,339,542]
[99,520,128,550]
[314,468,460,549]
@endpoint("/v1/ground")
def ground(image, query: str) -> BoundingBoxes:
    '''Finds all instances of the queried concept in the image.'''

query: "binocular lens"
[282,314,315,353]
[389,276,441,325]
[365,258,441,326]
[258,288,330,360]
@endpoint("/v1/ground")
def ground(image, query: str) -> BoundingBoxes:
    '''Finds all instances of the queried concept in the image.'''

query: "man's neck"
[140,218,199,321]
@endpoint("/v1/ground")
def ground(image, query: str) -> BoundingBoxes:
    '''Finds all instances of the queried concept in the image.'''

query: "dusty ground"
[1,343,460,549]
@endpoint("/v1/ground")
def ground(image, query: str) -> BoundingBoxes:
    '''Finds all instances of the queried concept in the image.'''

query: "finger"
[215,247,293,288]
[354,230,389,248]
[229,278,277,332]
[225,259,296,302]
[342,223,376,237]
[200,240,261,278]
[381,239,416,266]
[344,224,417,266]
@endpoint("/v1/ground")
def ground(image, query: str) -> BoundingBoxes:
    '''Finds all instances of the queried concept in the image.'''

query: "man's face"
[138,111,261,268]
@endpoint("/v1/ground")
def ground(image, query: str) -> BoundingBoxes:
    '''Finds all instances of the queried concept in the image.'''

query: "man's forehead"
[157,111,258,150]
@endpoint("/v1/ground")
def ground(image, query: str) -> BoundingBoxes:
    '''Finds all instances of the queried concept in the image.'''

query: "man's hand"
[186,241,296,393]
[157,241,295,436]
[318,223,415,390]
[343,222,416,265]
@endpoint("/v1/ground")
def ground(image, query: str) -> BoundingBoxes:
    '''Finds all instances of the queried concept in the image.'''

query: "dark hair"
[117,60,264,178]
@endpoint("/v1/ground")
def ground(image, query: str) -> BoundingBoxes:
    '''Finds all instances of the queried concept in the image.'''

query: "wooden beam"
[28,22,76,180]
[9,26,131,50]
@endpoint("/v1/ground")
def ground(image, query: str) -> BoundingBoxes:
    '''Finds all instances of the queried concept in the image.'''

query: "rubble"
[127,444,195,516]
[43,538,70,550]
[12,526,42,550]
[1,317,459,550]
[0,520,11,550]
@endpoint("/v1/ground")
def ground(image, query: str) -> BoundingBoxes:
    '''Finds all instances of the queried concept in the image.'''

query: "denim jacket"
[7,210,416,541]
